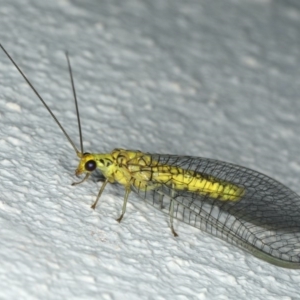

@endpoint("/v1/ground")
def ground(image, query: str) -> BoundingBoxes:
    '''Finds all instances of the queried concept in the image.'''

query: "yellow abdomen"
[151,164,244,201]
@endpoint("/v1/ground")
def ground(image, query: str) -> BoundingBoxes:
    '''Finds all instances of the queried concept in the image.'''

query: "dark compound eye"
[85,160,97,172]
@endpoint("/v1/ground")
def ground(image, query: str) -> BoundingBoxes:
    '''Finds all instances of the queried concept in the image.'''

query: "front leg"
[91,178,110,210]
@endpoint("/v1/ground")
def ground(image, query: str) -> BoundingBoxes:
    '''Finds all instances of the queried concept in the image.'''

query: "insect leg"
[72,173,90,186]
[170,184,178,237]
[116,187,131,223]
[91,178,109,209]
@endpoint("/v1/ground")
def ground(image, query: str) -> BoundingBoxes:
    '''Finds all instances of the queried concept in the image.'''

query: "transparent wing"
[130,153,300,268]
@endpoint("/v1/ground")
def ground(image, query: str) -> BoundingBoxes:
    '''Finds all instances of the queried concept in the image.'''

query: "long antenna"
[0,44,80,155]
[65,51,84,154]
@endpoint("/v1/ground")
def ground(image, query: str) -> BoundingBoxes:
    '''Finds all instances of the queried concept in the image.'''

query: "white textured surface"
[0,0,300,299]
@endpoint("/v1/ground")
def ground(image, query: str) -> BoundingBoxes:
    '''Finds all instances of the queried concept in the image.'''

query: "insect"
[1,44,300,269]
